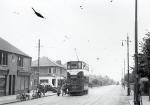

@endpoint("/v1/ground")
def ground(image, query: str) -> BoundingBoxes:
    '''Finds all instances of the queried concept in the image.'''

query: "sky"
[0,0,150,81]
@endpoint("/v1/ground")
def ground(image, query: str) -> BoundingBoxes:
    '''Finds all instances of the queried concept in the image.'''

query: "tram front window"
[67,61,82,69]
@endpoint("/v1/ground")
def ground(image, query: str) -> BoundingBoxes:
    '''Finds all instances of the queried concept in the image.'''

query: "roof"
[32,57,66,68]
[0,37,30,57]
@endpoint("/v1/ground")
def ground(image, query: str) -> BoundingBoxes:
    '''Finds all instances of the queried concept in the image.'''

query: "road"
[9,85,131,105]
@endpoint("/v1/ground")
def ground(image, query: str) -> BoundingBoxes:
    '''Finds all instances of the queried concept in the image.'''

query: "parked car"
[40,83,56,92]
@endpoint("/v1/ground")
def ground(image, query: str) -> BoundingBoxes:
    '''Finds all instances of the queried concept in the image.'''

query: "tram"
[66,61,89,95]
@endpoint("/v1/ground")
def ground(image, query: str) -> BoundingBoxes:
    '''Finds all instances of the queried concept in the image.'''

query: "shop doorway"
[0,75,6,96]
[12,75,15,95]
[8,75,11,95]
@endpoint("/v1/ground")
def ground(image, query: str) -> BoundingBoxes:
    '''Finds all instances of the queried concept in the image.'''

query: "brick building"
[0,37,32,96]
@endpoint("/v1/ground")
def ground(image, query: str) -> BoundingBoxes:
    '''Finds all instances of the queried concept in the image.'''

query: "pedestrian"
[42,85,46,96]
[37,89,41,98]
[57,86,61,96]
[26,90,30,100]
[61,83,67,96]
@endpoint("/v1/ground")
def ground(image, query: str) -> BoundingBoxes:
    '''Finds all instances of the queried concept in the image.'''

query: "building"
[31,57,67,88]
[0,37,32,96]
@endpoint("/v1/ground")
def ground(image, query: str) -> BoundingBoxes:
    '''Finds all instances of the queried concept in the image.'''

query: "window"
[82,62,86,69]
[67,61,79,69]
[67,65,71,69]
[60,69,62,74]
[40,79,48,84]
[78,62,82,69]
[71,63,78,69]
[49,68,51,73]
[17,56,23,67]
[53,67,56,73]
[52,79,56,86]
[0,51,8,65]
[0,75,6,89]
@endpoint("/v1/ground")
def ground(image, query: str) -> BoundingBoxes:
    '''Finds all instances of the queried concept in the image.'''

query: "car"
[40,83,55,92]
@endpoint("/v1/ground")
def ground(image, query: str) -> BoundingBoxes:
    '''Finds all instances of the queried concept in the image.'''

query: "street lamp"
[134,0,141,105]
[37,39,40,85]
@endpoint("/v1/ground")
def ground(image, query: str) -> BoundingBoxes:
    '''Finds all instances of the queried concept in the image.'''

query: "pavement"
[128,96,150,105]
[0,91,56,105]
[122,86,150,105]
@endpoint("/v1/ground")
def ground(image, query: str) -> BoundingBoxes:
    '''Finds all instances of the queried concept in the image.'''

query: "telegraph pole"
[127,35,130,96]
[124,59,125,89]
[37,39,40,85]
[121,36,130,93]
[134,0,140,104]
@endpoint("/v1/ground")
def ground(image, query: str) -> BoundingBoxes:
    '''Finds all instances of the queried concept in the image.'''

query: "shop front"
[17,70,31,94]
[0,69,9,96]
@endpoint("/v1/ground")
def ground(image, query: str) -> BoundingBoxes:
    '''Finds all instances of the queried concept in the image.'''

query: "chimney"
[56,60,61,65]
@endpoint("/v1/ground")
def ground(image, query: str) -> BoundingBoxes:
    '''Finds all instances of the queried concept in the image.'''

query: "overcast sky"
[1,0,150,81]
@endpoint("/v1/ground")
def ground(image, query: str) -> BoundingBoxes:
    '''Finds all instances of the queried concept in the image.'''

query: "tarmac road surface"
[9,85,131,105]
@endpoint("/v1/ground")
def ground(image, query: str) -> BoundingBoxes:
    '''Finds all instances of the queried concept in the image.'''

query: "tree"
[124,72,134,83]
[139,32,150,79]
[89,74,116,87]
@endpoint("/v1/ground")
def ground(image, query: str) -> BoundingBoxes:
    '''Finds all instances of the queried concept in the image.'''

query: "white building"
[31,57,66,88]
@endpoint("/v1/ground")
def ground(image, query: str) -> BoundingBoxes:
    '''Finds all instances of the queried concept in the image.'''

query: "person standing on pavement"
[57,86,61,96]
[61,83,67,96]
[42,84,46,96]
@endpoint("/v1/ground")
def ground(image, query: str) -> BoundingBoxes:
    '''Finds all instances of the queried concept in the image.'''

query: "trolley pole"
[74,48,79,61]
[134,0,140,105]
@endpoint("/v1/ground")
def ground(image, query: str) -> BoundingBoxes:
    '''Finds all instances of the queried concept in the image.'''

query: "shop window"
[25,77,29,89]
[17,56,23,67]
[0,51,8,65]
[20,76,25,90]
[0,75,6,96]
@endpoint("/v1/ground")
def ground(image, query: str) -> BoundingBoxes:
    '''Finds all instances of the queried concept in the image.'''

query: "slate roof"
[0,37,30,57]
[32,57,66,68]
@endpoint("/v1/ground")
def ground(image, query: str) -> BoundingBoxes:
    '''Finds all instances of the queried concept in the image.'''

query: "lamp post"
[134,0,141,105]
[127,35,130,96]
[37,39,40,85]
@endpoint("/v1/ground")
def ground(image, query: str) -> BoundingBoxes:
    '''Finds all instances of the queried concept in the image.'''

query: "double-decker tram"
[66,61,89,95]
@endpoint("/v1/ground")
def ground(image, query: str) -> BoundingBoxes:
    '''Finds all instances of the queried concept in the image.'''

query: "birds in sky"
[96,57,100,61]
[32,7,45,19]
[80,6,84,10]
[13,11,20,15]
[64,35,70,40]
